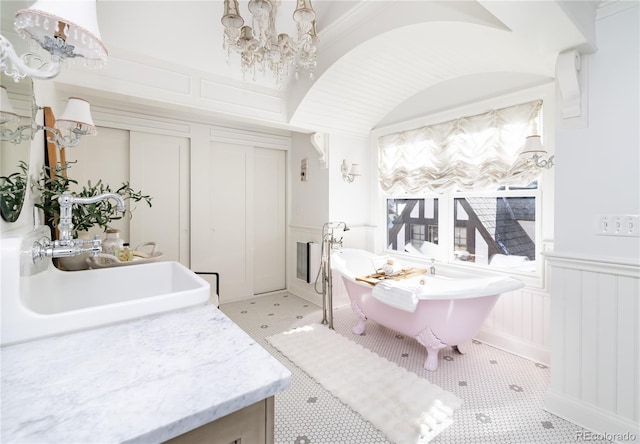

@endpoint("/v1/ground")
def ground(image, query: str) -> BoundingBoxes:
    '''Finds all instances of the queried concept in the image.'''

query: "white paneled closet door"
[129,132,190,265]
[207,142,252,301]
[200,142,285,302]
[66,127,131,241]
[253,148,286,294]
[68,129,189,265]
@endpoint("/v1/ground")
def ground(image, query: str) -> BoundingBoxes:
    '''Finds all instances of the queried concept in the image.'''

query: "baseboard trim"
[544,390,640,443]
[475,328,550,366]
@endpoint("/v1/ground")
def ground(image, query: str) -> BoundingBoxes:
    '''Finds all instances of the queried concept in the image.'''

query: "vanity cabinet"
[165,397,274,444]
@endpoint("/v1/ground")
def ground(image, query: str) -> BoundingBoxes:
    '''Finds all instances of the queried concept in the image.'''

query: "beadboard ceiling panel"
[289,21,560,135]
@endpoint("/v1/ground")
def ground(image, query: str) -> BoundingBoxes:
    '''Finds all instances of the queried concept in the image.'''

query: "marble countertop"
[0,305,291,443]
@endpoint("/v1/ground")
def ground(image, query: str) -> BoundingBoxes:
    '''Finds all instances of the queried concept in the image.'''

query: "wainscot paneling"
[545,252,639,441]
[476,287,551,365]
[288,226,324,307]
[287,225,373,307]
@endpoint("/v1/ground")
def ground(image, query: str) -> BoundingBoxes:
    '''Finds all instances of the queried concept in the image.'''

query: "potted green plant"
[31,163,153,269]
[0,160,28,223]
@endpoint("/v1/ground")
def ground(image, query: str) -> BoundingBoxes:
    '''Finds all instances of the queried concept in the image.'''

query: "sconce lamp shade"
[518,134,554,169]
[519,135,546,156]
[14,0,108,63]
[348,163,362,177]
[341,159,361,183]
[0,86,20,124]
[55,97,97,136]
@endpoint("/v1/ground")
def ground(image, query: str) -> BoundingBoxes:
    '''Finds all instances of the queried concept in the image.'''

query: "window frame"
[373,84,555,289]
[448,187,542,275]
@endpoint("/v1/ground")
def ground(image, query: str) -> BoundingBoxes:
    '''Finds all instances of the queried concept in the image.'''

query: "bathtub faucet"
[323,221,349,250]
[32,191,126,262]
[430,258,436,275]
[319,221,350,329]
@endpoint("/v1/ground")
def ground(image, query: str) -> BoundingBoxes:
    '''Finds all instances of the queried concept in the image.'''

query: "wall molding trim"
[209,126,291,150]
[545,251,640,277]
[91,106,193,136]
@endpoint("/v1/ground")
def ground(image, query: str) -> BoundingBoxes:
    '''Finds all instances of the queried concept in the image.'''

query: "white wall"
[288,131,373,305]
[290,133,329,228]
[545,3,640,439]
[554,5,639,261]
[327,132,370,228]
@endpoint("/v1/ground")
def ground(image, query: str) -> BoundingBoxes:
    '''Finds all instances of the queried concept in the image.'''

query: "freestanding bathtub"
[331,248,524,371]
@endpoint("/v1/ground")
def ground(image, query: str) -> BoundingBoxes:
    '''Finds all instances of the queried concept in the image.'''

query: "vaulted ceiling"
[1,1,600,135]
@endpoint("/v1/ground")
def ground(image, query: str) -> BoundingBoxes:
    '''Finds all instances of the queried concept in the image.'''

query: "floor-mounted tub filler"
[331,248,524,370]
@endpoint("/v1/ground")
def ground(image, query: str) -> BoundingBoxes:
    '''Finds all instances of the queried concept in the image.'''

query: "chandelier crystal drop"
[222,0,318,84]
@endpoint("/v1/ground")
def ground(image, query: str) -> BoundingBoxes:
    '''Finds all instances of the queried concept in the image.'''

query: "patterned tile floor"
[220,293,610,444]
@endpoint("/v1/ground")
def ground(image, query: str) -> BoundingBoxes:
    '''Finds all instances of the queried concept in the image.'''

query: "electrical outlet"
[625,215,639,236]
[597,215,610,234]
[596,214,640,237]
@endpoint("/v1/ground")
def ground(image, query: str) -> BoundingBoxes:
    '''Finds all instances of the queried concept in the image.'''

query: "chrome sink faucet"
[32,191,126,262]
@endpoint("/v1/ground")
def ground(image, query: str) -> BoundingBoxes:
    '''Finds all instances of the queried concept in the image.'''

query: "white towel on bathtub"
[371,277,425,313]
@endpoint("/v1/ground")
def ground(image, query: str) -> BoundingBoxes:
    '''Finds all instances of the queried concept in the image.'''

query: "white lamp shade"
[0,86,20,124]
[519,135,547,156]
[55,97,96,135]
[349,163,362,176]
[15,0,108,62]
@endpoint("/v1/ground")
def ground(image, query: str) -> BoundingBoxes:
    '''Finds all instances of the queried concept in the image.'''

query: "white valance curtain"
[378,100,543,193]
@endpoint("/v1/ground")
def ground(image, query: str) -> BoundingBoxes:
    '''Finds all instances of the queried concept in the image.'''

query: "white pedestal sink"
[1,225,210,346]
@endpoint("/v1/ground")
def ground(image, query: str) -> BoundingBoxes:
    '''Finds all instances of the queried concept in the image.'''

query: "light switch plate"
[596,214,640,237]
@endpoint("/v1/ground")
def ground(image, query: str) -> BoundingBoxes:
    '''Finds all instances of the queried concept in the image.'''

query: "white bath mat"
[266,324,462,444]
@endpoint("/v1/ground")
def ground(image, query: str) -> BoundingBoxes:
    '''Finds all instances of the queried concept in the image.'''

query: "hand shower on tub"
[314,221,349,329]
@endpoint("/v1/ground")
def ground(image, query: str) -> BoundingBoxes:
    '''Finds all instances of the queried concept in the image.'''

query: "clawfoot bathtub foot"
[455,340,471,354]
[350,300,367,335]
[415,327,447,371]
[424,347,441,371]
[352,318,366,335]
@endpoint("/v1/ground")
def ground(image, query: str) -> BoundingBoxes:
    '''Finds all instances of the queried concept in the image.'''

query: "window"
[411,224,425,241]
[454,226,467,251]
[452,191,537,271]
[387,198,438,256]
[380,99,545,275]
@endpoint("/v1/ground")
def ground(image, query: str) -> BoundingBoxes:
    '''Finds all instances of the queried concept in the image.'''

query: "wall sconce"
[1,95,97,148]
[341,159,361,183]
[0,0,107,81]
[519,135,554,169]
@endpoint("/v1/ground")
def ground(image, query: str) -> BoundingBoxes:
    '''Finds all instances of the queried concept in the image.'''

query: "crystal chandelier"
[221,0,319,83]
